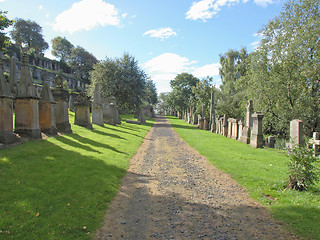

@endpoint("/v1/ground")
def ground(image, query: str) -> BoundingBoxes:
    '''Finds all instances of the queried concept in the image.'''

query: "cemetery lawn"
[0,112,154,240]
[167,116,320,240]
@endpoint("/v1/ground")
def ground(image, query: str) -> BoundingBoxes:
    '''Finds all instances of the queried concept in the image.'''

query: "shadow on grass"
[101,125,145,139]
[0,140,127,240]
[54,134,101,154]
[92,129,126,140]
[67,133,127,155]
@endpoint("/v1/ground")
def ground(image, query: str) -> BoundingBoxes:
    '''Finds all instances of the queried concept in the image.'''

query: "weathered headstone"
[231,118,238,140]
[210,91,215,132]
[227,118,233,138]
[92,84,104,126]
[239,100,254,144]
[74,92,93,129]
[238,119,243,140]
[250,112,264,148]
[288,119,304,148]
[39,82,57,135]
[203,117,208,130]
[109,96,121,125]
[309,132,320,156]
[0,57,18,144]
[265,136,275,148]
[15,53,41,139]
[222,115,228,137]
[51,75,72,133]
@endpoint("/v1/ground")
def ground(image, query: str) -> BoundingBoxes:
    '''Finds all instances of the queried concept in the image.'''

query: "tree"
[191,77,213,117]
[170,73,199,112]
[246,0,320,137]
[90,53,147,111]
[218,48,248,119]
[69,46,98,84]
[51,36,74,62]
[10,18,48,53]
[144,79,158,105]
[0,11,13,52]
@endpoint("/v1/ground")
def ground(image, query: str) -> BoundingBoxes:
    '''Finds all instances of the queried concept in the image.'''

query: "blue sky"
[1,0,284,93]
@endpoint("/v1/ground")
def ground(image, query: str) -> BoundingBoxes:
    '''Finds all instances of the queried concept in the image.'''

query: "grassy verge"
[0,112,154,240]
[167,116,320,240]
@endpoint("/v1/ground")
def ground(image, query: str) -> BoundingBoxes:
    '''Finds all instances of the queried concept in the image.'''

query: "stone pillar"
[288,119,304,148]
[51,75,72,133]
[222,115,228,137]
[227,118,233,138]
[39,82,57,135]
[231,119,238,140]
[210,91,215,132]
[238,119,243,140]
[9,56,17,96]
[0,58,18,144]
[250,112,264,148]
[109,96,121,125]
[15,53,41,139]
[92,84,104,126]
[203,117,208,130]
[239,100,254,144]
[74,92,93,129]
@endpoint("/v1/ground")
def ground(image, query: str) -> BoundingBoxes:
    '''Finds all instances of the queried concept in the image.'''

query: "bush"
[287,142,320,191]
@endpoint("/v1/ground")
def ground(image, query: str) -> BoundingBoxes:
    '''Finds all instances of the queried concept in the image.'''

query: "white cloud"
[0,0,5,2]
[143,27,177,40]
[53,0,120,34]
[254,0,273,7]
[186,0,273,21]
[39,5,43,10]
[143,53,220,93]
[192,63,220,78]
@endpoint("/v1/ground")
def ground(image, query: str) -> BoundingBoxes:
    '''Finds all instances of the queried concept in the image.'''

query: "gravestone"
[309,132,320,156]
[109,96,121,125]
[0,57,18,144]
[238,119,243,140]
[265,136,275,148]
[222,115,228,137]
[74,92,93,129]
[9,56,17,96]
[51,75,72,133]
[39,82,57,135]
[250,112,264,148]
[92,84,104,126]
[203,117,208,130]
[231,118,238,140]
[227,118,233,138]
[14,53,41,139]
[210,91,215,132]
[288,119,304,148]
[239,100,254,144]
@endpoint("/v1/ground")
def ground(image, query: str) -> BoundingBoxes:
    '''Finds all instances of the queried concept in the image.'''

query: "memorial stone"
[74,92,93,129]
[288,119,304,148]
[227,118,233,138]
[250,112,264,148]
[92,84,104,126]
[231,118,238,140]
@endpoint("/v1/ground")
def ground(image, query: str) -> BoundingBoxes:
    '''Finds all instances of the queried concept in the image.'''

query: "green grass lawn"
[167,116,320,240]
[0,112,154,240]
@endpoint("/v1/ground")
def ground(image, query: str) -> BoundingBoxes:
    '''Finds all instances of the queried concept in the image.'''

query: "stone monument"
[250,112,264,148]
[74,92,93,129]
[239,100,253,144]
[14,53,41,139]
[92,84,104,126]
[288,119,304,148]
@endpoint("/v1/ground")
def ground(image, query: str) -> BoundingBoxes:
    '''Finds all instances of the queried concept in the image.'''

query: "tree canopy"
[51,36,74,62]
[90,53,148,111]
[10,18,48,53]
[0,11,13,52]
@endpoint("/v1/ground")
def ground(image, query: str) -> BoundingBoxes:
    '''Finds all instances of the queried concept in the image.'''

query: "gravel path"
[95,116,294,240]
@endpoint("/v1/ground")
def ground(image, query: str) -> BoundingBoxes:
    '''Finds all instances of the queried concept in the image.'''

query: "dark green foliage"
[144,79,158,105]
[191,77,213,117]
[0,11,13,51]
[10,18,48,54]
[288,142,320,191]
[51,36,74,62]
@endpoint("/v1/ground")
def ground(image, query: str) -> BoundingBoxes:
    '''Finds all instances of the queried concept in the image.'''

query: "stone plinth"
[250,112,264,148]
[92,84,104,126]
[74,93,92,129]
[51,76,72,133]
[14,53,41,139]
[39,82,57,135]
[288,119,304,148]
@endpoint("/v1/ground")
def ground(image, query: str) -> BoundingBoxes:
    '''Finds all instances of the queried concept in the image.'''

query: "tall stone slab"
[0,57,18,144]
[210,91,215,132]
[15,53,41,139]
[39,82,57,135]
[222,115,228,137]
[239,100,254,144]
[231,119,238,140]
[227,118,233,138]
[51,75,72,133]
[288,119,304,148]
[92,84,104,126]
[238,119,243,140]
[109,96,121,125]
[250,112,264,148]
[74,92,93,129]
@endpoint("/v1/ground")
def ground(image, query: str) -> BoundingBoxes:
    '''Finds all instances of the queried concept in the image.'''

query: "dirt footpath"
[95,116,295,240]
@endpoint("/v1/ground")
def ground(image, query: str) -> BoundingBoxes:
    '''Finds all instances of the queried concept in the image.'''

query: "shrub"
[287,142,319,191]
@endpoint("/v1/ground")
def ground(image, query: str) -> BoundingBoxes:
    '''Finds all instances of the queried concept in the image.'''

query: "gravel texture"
[95,116,295,240]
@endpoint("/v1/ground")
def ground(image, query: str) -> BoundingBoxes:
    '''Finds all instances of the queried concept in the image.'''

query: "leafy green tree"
[0,11,13,52]
[144,79,158,105]
[69,46,98,84]
[218,47,248,119]
[246,0,320,137]
[191,77,213,117]
[90,53,147,111]
[51,36,74,62]
[10,18,48,53]
[170,73,199,112]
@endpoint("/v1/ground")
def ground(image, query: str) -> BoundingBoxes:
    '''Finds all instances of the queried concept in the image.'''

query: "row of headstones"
[0,54,121,145]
